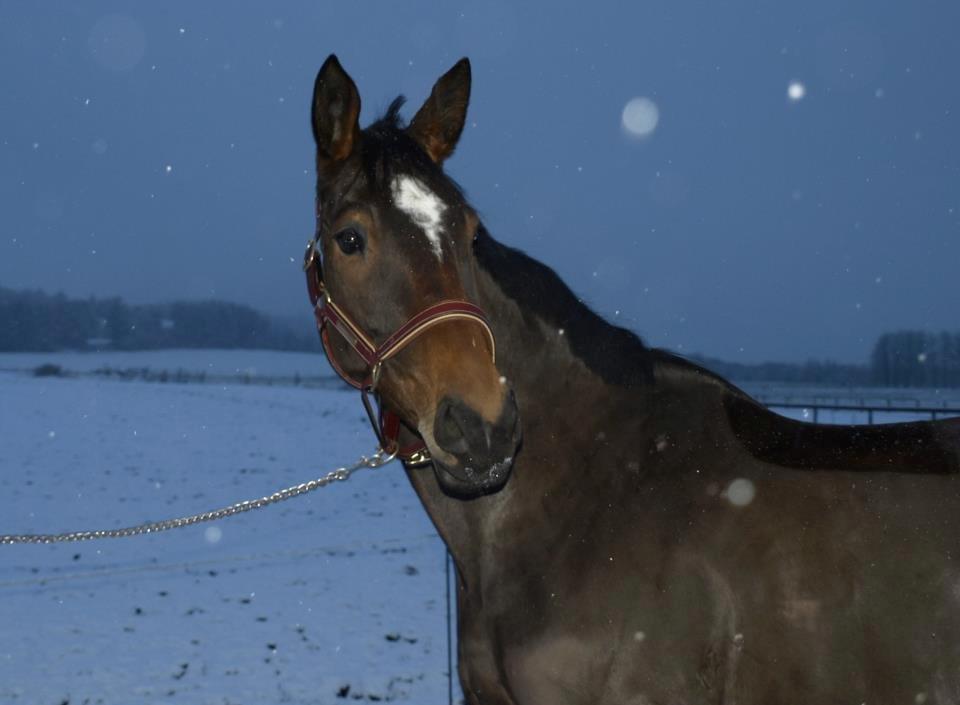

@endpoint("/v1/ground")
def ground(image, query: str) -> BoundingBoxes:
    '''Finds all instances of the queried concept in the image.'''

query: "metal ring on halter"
[372,444,399,466]
[303,239,317,272]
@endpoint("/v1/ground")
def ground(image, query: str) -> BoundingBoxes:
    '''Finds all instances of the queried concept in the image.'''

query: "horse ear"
[408,58,471,164]
[312,55,361,165]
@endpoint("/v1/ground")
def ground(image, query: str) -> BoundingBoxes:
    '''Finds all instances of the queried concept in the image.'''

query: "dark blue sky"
[2,1,958,363]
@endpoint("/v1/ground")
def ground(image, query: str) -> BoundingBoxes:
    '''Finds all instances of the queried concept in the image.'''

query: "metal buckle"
[403,449,433,469]
[370,362,383,390]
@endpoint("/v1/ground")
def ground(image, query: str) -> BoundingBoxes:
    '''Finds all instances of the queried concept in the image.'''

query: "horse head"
[309,55,521,497]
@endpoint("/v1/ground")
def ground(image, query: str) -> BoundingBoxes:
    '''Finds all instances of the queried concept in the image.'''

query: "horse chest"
[494,619,741,705]
[461,543,743,705]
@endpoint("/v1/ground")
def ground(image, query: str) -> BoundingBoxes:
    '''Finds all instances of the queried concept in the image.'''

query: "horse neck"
[404,232,651,584]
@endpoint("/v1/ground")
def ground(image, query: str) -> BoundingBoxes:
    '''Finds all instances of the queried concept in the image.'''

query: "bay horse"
[307,55,960,704]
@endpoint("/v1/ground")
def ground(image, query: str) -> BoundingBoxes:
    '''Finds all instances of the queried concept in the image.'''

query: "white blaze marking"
[391,175,447,261]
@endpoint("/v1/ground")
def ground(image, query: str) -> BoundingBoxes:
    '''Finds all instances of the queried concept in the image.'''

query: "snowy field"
[0,349,338,386]
[0,350,458,704]
[1,349,957,704]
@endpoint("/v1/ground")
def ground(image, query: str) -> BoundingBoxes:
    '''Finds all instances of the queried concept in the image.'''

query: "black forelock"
[357,95,466,202]
[379,95,407,129]
[360,95,421,187]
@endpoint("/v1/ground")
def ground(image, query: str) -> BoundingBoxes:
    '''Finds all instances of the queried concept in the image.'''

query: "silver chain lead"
[1,448,395,545]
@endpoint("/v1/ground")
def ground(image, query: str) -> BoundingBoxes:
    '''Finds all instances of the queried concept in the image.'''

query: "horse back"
[722,391,960,475]
[650,350,960,475]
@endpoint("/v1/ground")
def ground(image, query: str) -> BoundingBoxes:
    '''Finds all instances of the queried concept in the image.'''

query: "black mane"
[474,225,654,388]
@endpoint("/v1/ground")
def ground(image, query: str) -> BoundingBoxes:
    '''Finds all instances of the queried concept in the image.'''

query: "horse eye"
[334,228,364,255]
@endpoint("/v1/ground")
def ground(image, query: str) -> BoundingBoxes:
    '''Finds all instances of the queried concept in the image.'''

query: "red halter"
[303,239,496,466]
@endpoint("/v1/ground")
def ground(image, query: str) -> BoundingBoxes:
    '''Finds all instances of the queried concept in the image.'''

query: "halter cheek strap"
[303,239,497,466]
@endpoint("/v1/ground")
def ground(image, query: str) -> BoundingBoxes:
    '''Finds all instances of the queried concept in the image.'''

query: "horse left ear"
[312,55,361,167]
[408,58,471,164]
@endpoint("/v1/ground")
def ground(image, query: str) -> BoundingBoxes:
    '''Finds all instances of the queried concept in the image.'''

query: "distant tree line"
[691,355,872,387]
[0,286,319,353]
[2,286,957,388]
[693,330,960,389]
[870,331,960,388]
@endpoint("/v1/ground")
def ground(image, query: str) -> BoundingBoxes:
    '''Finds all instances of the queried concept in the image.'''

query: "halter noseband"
[303,239,496,466]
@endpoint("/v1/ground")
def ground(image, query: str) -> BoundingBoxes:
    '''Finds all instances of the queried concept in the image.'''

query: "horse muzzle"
[427,390,521,497]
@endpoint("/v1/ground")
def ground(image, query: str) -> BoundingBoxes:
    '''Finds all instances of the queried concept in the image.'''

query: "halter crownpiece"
[303,239,497,466]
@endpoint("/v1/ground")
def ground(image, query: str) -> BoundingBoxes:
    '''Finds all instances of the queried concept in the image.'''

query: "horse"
[306,55,960,704]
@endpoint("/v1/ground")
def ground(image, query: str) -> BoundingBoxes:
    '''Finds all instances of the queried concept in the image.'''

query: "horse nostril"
[434,397,473,455]
[433,393,521,461]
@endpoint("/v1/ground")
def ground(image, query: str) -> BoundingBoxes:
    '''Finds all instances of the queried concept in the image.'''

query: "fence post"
[446,549,454,705]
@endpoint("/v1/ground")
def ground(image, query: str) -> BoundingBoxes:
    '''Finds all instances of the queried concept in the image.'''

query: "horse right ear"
[312,55,361,166]
[408,58,471,164]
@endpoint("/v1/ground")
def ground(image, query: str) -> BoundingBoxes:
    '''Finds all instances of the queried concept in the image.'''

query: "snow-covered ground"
[0,348,334,381]
[0,351,458,704]
[1,349,957,704]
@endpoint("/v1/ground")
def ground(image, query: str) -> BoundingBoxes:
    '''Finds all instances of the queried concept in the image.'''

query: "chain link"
[1,448,396,545]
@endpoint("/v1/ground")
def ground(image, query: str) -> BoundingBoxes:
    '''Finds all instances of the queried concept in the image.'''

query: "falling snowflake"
[621,97,660,138]
[725,478,756,507]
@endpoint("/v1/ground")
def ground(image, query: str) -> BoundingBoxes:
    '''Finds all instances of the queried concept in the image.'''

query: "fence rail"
[758,399,960,423]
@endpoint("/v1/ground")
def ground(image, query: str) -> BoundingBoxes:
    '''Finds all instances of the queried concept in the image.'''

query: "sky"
[1,1,958,364]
